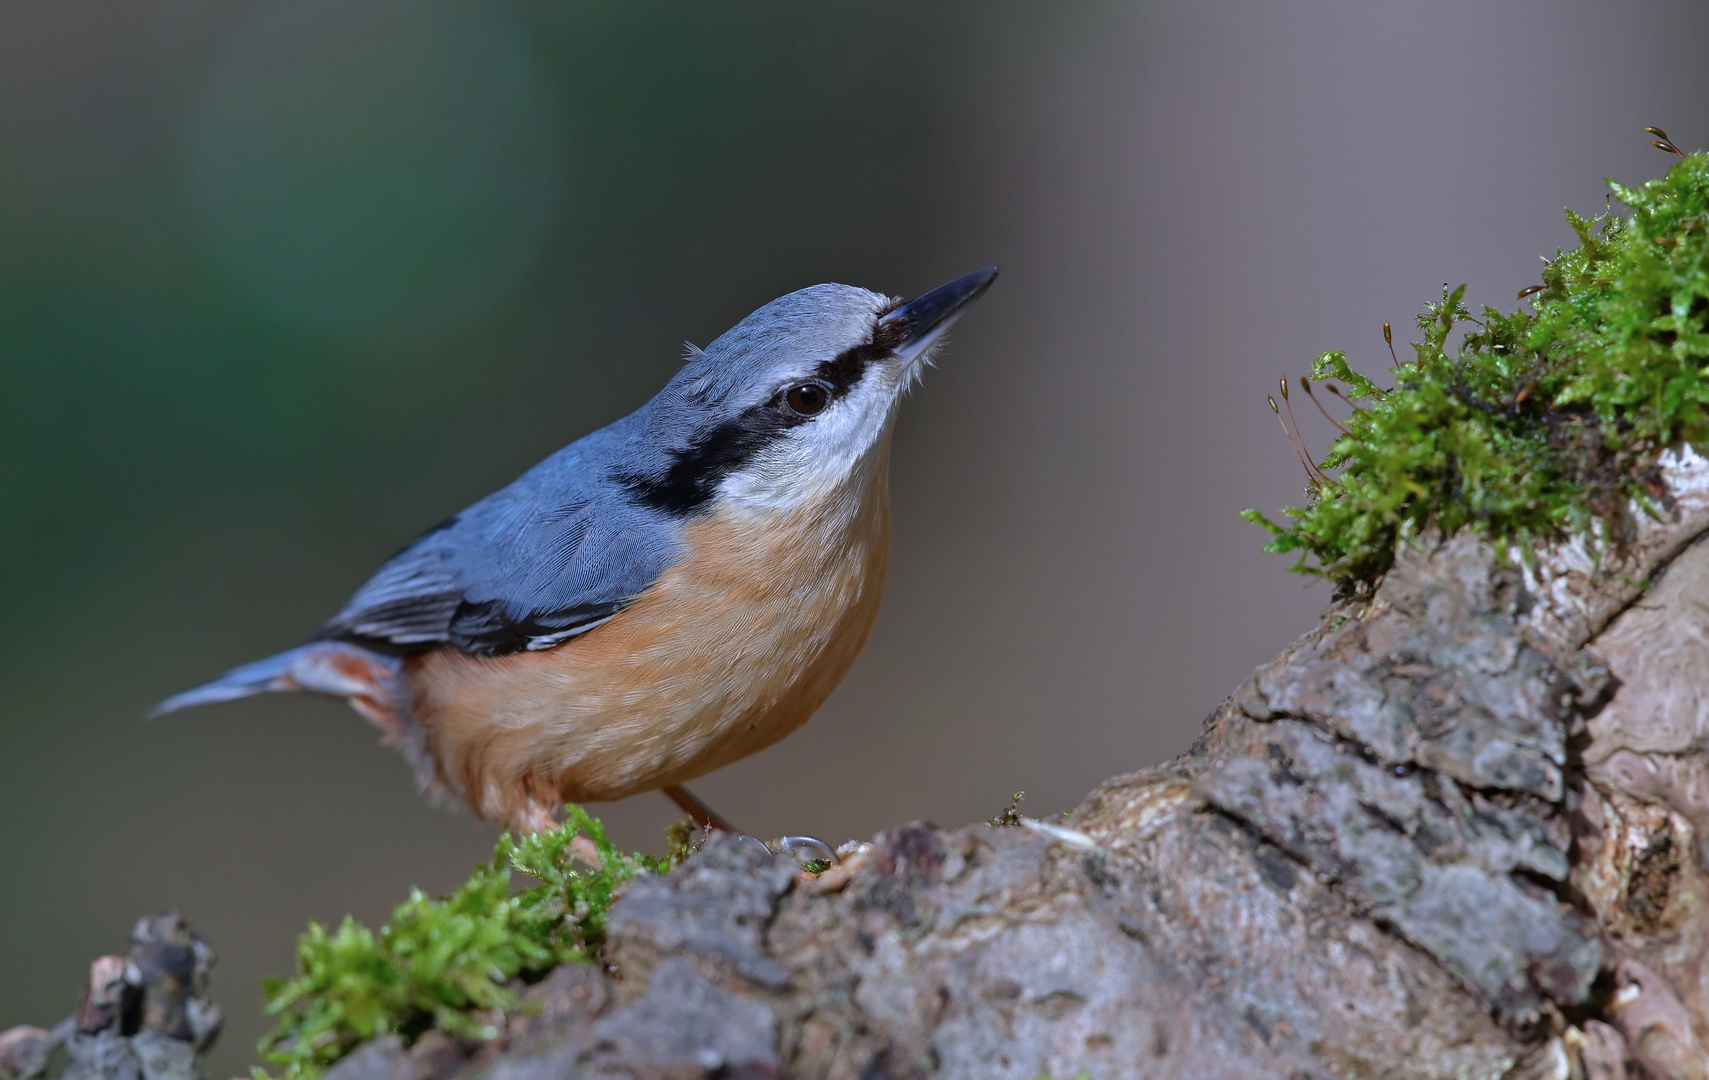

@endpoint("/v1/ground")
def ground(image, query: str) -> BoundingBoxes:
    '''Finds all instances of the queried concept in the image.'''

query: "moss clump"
[1245,148,1709,587]
[257,806,680,1080]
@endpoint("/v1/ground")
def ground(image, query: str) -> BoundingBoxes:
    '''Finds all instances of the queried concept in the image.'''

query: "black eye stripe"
[621,321,899,516]
[813,341,891,395]
[620,409,787,515]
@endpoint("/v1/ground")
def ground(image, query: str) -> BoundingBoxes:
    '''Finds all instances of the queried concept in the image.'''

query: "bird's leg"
[663,784,738,833]
[508,796,607,866]
[661,785,845,876]
[511,796,564,837]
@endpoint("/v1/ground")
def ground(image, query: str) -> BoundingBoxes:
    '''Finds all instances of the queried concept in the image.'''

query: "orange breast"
[404,465,891,826]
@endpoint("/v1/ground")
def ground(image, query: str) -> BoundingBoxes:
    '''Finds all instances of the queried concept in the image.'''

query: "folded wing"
[316,441,682,657]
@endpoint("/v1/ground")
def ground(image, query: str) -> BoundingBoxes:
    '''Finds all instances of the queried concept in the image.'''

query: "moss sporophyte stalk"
[254,806,682,1080]
[1245,147,1709,588]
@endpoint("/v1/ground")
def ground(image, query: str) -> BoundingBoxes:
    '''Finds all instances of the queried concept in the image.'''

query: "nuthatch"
[155,267,999,833]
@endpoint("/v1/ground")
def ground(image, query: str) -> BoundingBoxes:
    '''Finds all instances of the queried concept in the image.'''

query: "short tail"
[150,641,443,797]
[150,642,403,717]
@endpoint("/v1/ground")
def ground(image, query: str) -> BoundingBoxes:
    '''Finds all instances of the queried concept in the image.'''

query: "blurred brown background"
[2,1,1707,1072]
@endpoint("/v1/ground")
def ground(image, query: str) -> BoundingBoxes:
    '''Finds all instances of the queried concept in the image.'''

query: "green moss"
[256,806,682,1080]
[987,790,1025,828]
[1245,149,1709,587]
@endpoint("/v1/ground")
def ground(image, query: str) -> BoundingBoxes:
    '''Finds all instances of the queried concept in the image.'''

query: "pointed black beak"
[878,265,999,357]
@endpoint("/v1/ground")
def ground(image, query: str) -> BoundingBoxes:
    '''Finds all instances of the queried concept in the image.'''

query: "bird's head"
[626,267,998,515]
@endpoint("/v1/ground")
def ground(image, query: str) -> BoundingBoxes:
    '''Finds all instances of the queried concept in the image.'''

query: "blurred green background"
[2,2,1706,1073]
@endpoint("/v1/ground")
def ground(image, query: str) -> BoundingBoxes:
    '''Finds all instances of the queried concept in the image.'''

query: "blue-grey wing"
[315,422,683,657]
[316,496,678,656]
[316,530,464,647]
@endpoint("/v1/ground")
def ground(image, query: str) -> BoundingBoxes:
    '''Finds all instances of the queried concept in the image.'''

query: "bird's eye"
[784,382,831,417]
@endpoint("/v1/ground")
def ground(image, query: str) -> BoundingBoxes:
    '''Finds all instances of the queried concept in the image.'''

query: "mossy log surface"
[8,143,1706,1080]
[280,450,1709,1080]
[10,453,1709,1080]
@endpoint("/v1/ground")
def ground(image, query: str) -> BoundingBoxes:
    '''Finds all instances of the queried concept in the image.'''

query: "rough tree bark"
[275,445,1705,1080]
[12,451,1709,1080]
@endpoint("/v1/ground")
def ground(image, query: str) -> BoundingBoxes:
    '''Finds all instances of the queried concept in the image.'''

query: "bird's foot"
[658,786,859,881]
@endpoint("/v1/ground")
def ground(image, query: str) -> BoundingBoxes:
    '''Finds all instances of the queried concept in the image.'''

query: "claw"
[735,834,774,858]
[776,836,839,866]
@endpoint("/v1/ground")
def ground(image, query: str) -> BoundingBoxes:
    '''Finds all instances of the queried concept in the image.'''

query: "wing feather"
[314,424,681,657]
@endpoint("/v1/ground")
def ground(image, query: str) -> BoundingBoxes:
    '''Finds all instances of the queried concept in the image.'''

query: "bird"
[154,267,999,834]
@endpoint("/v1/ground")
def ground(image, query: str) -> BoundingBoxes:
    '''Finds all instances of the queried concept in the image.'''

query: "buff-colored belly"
[404,487,889,825]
